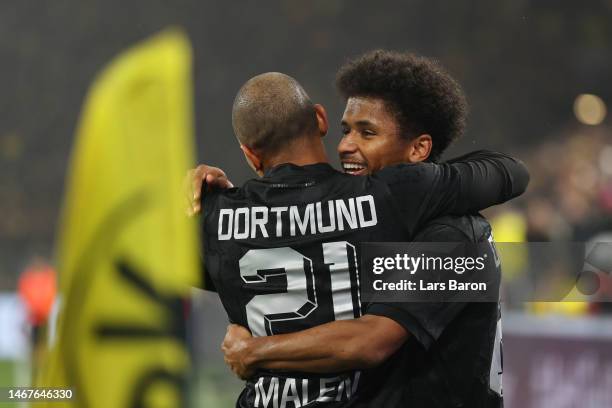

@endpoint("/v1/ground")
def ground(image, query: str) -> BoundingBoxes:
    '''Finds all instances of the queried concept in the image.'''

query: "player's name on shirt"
[251,372,360,408]
[218,195,378,240]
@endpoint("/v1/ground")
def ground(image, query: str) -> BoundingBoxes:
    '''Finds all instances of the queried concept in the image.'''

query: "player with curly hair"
[336,49,467,165]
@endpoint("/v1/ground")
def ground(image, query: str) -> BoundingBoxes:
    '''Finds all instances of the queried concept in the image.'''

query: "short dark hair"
[232,72,318,155]
[336,50,468,161]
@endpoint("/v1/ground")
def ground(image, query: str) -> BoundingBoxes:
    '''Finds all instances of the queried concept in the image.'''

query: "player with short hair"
[199,68,527,407]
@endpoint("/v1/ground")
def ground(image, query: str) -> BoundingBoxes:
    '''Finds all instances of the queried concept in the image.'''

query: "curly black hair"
[336,50,468,162]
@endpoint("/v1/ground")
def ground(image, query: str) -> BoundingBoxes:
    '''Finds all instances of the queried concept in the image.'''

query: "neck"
[263,135,328,171]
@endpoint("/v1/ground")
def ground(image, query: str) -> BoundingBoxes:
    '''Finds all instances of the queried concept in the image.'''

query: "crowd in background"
[486,125,612,314]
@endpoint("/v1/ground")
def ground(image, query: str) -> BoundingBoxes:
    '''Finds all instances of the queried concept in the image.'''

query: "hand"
[221,324,255,380]
[185,164,233,216]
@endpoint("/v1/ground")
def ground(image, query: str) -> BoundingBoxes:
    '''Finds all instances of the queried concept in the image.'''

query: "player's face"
[338,97,413,175]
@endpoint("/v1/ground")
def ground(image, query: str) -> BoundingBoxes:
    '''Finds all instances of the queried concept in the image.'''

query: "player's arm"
[190,165,233,291]
[222,315,407,379]
[443,150,529,210]
[375,150,529,224]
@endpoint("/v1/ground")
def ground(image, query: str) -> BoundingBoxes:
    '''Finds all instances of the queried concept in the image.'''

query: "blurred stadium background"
[1,1,611,407]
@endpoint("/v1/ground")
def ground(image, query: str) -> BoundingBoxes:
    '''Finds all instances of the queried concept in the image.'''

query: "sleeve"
[365,223,470,350]
[373,150,529,232]
[199,187,218,293]
[201,256,217,292]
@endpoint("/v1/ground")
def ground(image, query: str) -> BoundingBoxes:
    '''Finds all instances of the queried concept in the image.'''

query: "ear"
[240,144,264,177]
[405,134,433,163]
[313,104,329,138]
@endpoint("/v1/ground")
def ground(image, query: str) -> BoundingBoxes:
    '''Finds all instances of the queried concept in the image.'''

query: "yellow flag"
[38,28,199,408]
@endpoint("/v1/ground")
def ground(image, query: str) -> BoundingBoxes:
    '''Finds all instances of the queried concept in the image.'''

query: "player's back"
[202,163,409,407]
[202,163,407,337]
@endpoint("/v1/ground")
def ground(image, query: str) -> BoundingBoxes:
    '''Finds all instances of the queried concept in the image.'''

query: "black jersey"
[362,215,503,408]
[201,151,525,408]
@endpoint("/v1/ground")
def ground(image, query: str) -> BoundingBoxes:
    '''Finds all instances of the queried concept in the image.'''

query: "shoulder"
[200,185,246,215]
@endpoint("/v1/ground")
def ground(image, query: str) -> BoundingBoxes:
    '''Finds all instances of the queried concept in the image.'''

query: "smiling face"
[338,96,415,175]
